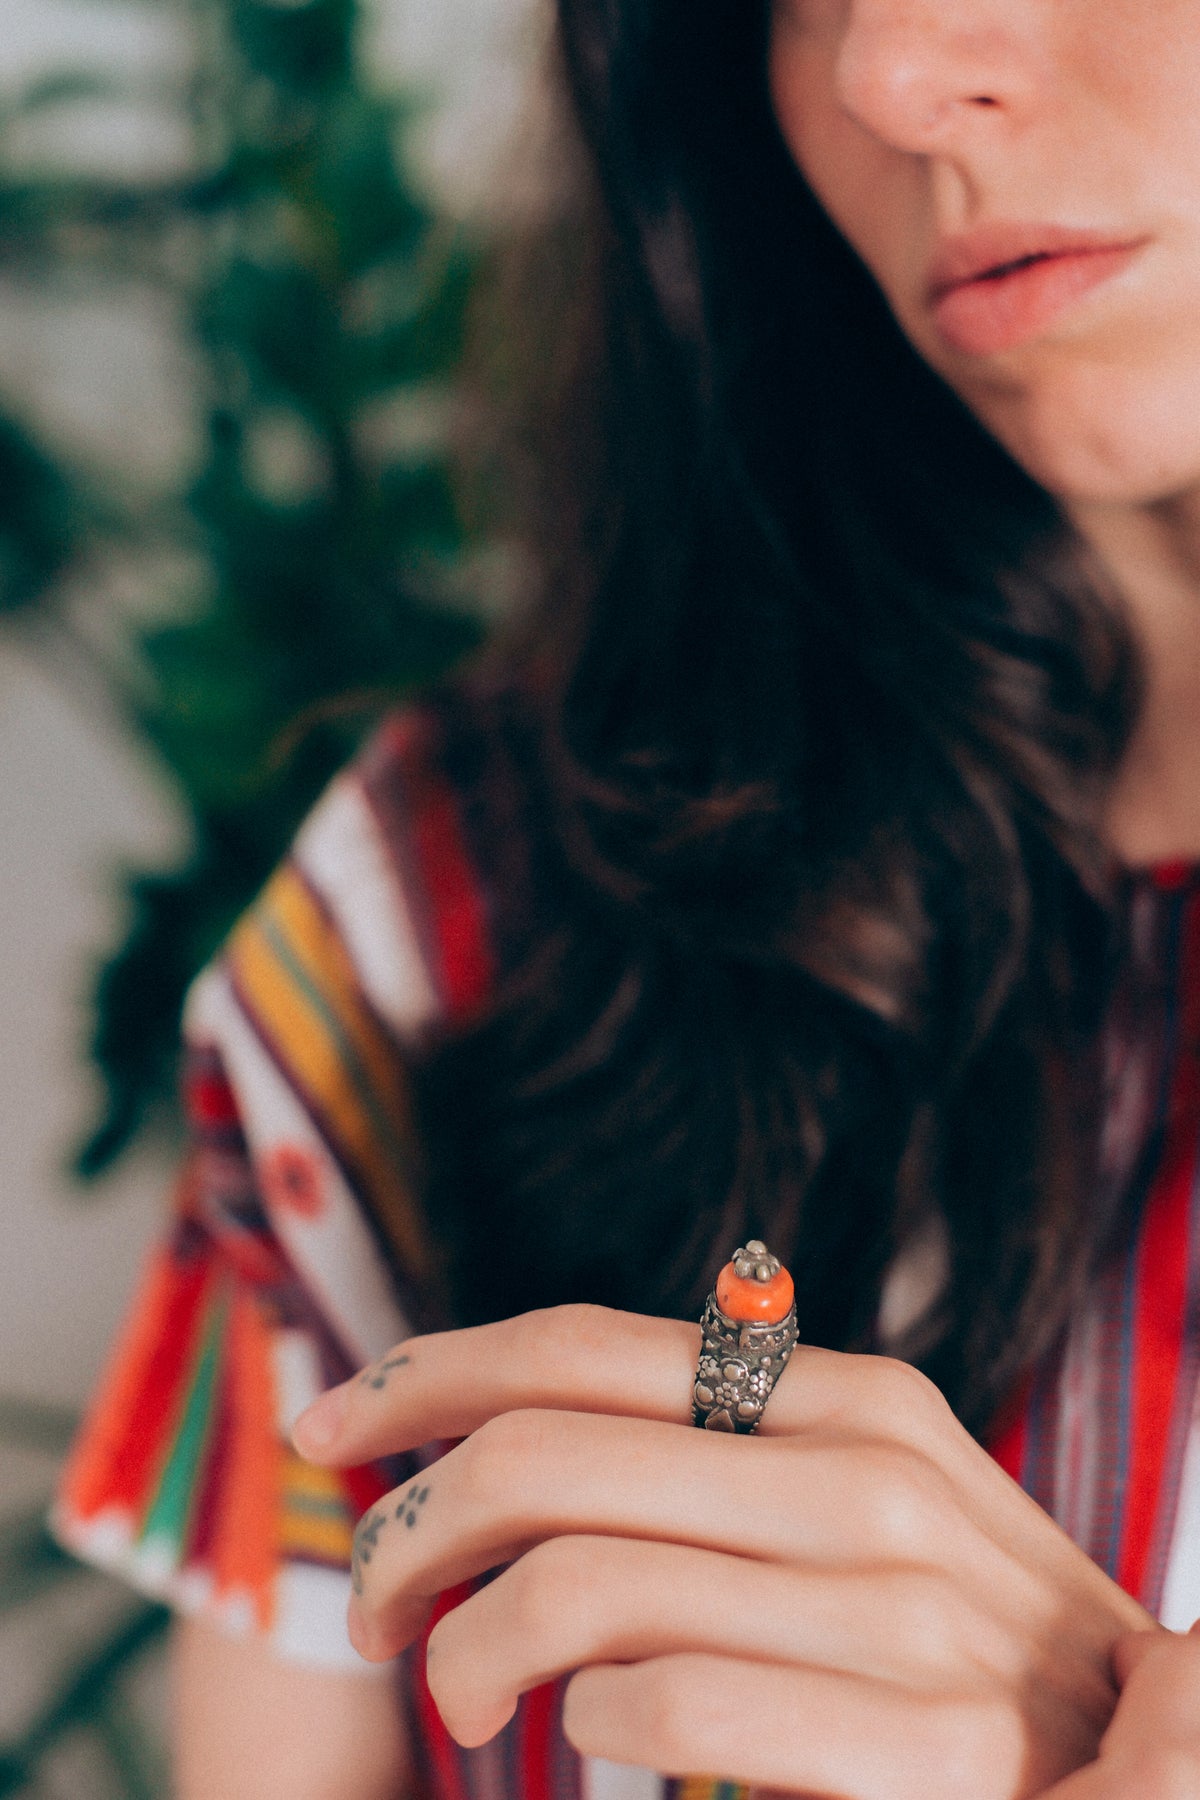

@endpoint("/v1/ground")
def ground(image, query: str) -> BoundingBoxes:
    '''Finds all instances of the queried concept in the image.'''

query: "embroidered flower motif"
[260,1143,325,1221]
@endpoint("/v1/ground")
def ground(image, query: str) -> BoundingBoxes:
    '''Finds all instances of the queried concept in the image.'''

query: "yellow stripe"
[279,1452,355,1565]
[283,1457,355,1504]
[279,1510,355,1564]
[268,872,415,1137]
[228,866,431,1278]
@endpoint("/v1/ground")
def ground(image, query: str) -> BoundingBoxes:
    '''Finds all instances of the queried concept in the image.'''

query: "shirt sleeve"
[52,717,478,1669]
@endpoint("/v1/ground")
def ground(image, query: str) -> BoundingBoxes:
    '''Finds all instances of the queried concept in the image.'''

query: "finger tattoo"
[352,1506,388,1596]
[397,1482,431,1530]
[359,1353,412,1390]
[351,1485,432,1594]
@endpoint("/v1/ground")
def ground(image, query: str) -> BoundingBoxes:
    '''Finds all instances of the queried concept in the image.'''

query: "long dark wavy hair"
[413,0,1145,1434]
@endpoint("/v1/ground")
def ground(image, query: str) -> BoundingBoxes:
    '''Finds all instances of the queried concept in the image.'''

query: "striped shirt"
[53,707,1200,1800]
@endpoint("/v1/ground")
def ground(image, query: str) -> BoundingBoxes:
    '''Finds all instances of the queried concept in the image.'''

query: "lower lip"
[930,244,1142,357]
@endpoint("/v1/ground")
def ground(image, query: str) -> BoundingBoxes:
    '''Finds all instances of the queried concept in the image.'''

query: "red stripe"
[62,1245,218,1524]
[986,1371,1032,1483]
[343,1462,391,1516]
[415,1583,477,1800]
[1118,883,1200,1599]
[184,1324,234,1568]
[386,716,495,1021]
[1152,860,1194,892]
[519,1678,558,1800]
[184,1062,241,1130]
[1118,1147,1193,1598]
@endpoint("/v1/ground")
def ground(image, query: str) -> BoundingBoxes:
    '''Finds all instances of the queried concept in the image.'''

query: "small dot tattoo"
[352,1507,388,1595]
[359,1353,412,1390]
[396,1483,431,1530]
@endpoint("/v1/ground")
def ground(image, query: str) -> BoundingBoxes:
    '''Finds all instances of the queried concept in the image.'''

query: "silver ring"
[692,1240,798,1434]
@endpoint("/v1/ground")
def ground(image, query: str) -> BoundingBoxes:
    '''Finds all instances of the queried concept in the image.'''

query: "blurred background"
[0,1,543,1789]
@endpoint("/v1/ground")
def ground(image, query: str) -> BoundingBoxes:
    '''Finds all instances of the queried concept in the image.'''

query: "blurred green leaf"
[0,418,83,615]
[4,71,130,118]
[61,0,488,1173]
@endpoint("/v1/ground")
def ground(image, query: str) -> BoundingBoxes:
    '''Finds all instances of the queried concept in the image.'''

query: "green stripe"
[258,909,418,1191]
[282,1490,352,1521]
[138,1285,227,1552]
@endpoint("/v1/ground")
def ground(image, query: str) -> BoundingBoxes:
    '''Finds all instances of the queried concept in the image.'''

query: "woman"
[54,0,1200,1794]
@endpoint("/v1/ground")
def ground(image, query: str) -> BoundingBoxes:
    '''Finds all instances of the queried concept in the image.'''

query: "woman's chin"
[971,365,1200,509]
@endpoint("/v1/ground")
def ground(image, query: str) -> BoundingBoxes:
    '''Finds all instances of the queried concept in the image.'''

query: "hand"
[1034,1622,1200,1799]
[292,1305,1152,1800]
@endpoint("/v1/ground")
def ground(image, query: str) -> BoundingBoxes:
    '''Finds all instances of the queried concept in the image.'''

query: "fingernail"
[347,1601,390,1663]
[292,1383,348,1456]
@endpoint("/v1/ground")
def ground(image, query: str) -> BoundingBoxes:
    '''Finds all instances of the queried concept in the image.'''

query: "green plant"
[0,0,486,1174]
[76,0,486,1172]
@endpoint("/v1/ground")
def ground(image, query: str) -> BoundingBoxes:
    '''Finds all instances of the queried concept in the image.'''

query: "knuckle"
[883,1568,964,1670]
[507,1303,614,1361]
[868,1356,950,1430]
[507,1537,593,1639]
[852,1441,943,1555]
[463,1406,552,1495]
[554,1302,621,1354]
[626,1660,706,1771]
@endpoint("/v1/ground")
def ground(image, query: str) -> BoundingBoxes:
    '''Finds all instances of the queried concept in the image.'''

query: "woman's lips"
[928,236,1146,357]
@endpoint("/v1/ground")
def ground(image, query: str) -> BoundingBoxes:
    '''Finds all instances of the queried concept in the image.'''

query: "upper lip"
[927,223,1147,302]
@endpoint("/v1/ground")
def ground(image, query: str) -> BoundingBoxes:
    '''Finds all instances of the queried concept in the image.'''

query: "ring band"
[692,1240,798,1434]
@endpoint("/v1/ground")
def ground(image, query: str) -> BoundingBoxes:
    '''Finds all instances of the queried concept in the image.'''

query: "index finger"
[291,1302,936,1469]
[294,1305,702,1465]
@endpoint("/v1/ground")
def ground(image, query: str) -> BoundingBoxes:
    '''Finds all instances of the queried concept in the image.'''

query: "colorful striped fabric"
[54,1047,397,1663]
[51,711,478,1667]
[54,705,1200,1797]
[989,861,1200,1627]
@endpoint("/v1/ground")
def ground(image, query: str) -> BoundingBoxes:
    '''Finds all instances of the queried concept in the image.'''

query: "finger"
[348,1410,785,1658]
[1106,1627,1200,1748]
[344,1407,1031,1662]
[294,1306,702,1464]
[424,1534,1003,1748]
[294,1303,967,1473]
[562,1653,1023,1800]
[1109,1626,1174,1687]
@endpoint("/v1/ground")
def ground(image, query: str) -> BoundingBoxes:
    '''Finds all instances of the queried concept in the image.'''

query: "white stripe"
[294,773,441,1038]
[273,1563,389,1673]
[186,965,411,1367]
[52,1504,274,1653]
[271,1328,326,1435]
[582,1760,665,1800]
[1159,1382,1200,1630]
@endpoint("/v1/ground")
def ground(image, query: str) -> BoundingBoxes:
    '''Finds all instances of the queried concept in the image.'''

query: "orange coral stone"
[716,1261,795,1324]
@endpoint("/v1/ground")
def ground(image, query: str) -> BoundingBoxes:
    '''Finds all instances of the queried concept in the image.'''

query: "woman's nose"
[834,0,1036,153]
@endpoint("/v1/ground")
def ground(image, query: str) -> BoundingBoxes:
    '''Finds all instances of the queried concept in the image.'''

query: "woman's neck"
[1069,490,1200,871]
